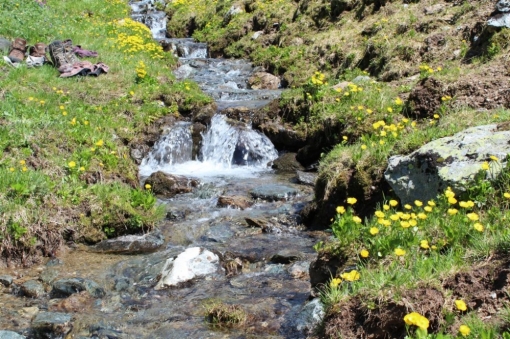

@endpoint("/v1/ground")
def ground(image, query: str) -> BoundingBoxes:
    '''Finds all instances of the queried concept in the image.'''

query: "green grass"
[0,0,213,263]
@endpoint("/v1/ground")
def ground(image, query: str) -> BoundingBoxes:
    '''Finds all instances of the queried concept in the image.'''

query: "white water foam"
[139,115,278,179]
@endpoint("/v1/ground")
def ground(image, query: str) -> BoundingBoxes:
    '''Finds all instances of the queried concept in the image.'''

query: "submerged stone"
[0,331,26,339]
[250,184,298,201]
[51,278,105,298]
[31,312,72,339]
[92,230,164,254]
[20,280,45,298]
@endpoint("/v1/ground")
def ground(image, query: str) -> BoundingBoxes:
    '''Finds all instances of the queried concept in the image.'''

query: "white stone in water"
[154,247,220,289]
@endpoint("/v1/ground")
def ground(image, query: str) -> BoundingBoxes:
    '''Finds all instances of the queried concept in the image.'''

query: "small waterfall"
[139,115,278,178]
[139,122,193,176]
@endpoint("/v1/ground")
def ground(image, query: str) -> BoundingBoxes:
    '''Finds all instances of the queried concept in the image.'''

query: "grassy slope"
[162,0,510,337]
[0,0,212,266]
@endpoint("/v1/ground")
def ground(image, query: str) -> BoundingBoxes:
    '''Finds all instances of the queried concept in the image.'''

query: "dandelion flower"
[330,278,342,288]
[428,200,436,206]
[336,206,346,214]
[347,197,357,205]
[352,216,362,224]
[420,240,430,249]
[389,200,398,207]
[68,161,76,168]
[490,155,499,162]
[400,221,410,228]
[474,223,484,232]
[504,192,510,199]
[417,213,427,220]
[459,325,470,337]
[455,300,467,311]
[369,227,379,235]
[448,208,458,215]
[414,200,423,207]
[467,212,479,221]
[404,312,429,330]
[340,270,360,281]
[394,248,406,256]
[95,139,104,147]
[424,206,433,212]
[383,204,390,211]
[145,184,152,189]
[387,107,393,113]
[375,211,385,218]
[404,204,412,210]
[360,249,369,258]
[448,197,457,205]
[481,161,490,170]
[361,144,367,150]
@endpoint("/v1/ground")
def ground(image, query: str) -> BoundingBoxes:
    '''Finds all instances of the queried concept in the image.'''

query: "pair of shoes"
[26,42,47,68]
[48,39,78,68]
[8,38,27,63]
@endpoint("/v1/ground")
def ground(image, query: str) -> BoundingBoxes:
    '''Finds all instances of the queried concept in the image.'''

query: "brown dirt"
[321,254,510,338]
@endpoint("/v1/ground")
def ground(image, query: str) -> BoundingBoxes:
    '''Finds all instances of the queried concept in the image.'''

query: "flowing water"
[0,2,325,338]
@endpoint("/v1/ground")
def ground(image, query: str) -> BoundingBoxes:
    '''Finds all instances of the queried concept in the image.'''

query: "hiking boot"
[48,40,78,68]
[8,38,27,63]
[29,42,47,58]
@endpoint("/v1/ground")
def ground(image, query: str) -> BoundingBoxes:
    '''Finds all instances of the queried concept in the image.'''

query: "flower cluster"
[108,18,164,59]
[135,60,147,81]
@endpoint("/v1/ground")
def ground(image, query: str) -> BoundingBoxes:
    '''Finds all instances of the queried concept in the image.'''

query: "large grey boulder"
[154,247,221,290]
[385,124,510,204]
[0,331,26,339]
[488,0,510,28]
[294,298,325,334]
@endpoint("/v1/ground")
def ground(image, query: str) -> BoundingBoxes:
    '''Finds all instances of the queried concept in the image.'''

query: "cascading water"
[139,114,279,178]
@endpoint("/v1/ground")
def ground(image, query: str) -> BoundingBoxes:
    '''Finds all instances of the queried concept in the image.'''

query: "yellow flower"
[352,216,362,224]
[428,200,436,207]
[340,270,360,281]
[404,204,412,210]
[383,204,390,211]
[361,144,367,150]
[347,197,357,205]
[417,213,427,220]
[404,312,429,330]
[145,184,152,189]
[455,299,467,311]
[467,212,479,221]
[448,208,458,215]
[504,192,510,199]
[95,139,104,147]
[400,221,410,228]
[342,135,348,141]
[375,211,385,218]
[59,105,65,110]
[336,206,346,214]
[9,167,14,172]
[390,214,400,221]
[448,197,457,205]
[22,166,27,172]
[79,166,85,171]
[420,240,430,249]
[489,155,499,162]
[330,278,342,288]
[459,325,471,337]
[481,161,490,170]
[387,107,393,113]
[68,161,76,168]
[414,200,423,207]
[444,188,455,198]
[433,114,440,119]
[424,206,433,212]
[369,227,379,235]
[395,97,403,105]
[360,249,369,258]
[28,97,34,101]
[62,111,68,116]
[394,248,406,256]
[129,90,135,96]
[19,160,26,165]
[459,200,475,208]
[474,223,484,232]
[409,219,417,226]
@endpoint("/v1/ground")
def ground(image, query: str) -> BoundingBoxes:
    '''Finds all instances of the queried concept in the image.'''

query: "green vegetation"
[204,300,248,328]
[0,0,212,264]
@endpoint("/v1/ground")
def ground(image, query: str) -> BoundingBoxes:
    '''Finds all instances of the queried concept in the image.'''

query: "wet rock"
[245,217,286,234]
[173,64,193,79]
[221,106,254,124]
[294,298,325,334]
[144,171,199,198]
[296,170,317,186]
[257,121,307,151]
[0,331,26,339]
[154,247,222,290]
[270,249,302,264]
[217,195,253,210]
[40,268,59,284]
[0,275,13,287]
[113,277,131,292]
[288,261,310,279]
[20,280,45,298]
[250,184,298,201]
[31,312,72,339]
[51,291,94,313]
[51,278,105,298]
[271,153,304,173]
[92,230,164,254]
[45,258,63,267]
[248,72,281,90]
[385,124,510,204]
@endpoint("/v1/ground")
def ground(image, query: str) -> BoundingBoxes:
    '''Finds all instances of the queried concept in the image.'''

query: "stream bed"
[0,1,326,338]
